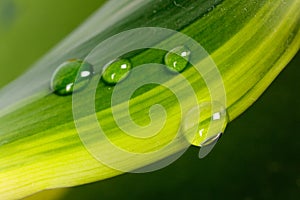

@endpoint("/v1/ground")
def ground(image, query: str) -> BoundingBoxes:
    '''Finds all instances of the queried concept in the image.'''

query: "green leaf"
[0,0,299,199]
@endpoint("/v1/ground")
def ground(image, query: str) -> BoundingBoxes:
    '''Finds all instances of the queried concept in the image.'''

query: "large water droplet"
[164,46,191,72]
[182,102,228,158]
[51,59,94,95]
[102,59,132,85]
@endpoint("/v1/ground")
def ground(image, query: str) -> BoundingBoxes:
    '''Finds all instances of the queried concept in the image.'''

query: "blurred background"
[0,0,299,199]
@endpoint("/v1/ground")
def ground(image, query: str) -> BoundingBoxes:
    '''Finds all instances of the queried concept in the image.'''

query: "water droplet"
[164,46,191,72]
[51,59,94,95]
[182,101,228,158]
[102,59,132,85]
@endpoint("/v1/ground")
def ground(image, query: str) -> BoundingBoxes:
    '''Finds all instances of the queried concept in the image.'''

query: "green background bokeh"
[0,0,299,199]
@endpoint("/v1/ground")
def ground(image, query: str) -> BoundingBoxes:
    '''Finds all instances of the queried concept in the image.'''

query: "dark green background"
[0,1,299,199]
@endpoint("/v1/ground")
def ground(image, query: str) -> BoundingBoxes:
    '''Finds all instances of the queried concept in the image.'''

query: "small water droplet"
[51,59,94,95]
[182,102,228,158]
[164,46,191,72]
[102,59,132,84]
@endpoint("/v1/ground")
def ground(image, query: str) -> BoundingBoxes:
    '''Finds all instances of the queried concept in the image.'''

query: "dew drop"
[102,59,132,85]
[182,102,228,158]
[51,59,94,95]
[164,46,191,72]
